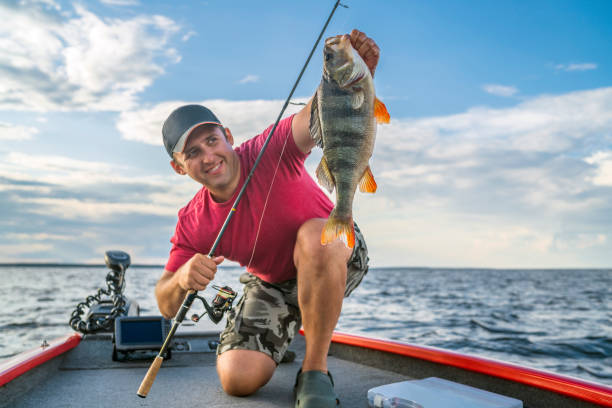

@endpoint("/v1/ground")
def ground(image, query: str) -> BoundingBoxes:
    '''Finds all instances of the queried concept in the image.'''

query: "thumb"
[212,255,224,265]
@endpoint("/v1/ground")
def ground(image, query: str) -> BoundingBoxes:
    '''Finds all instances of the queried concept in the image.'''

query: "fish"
[310,34,390,248]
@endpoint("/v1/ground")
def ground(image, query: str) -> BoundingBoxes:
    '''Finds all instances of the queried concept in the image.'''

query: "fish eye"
[325,53,333,61]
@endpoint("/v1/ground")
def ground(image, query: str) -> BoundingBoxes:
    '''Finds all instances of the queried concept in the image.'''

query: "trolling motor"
[69,250,138,334]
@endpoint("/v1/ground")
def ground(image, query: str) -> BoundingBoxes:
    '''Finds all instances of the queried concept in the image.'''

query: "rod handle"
[137,355,164,398]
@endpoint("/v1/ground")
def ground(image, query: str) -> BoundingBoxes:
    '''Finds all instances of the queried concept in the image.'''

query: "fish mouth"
[343,72,365,88]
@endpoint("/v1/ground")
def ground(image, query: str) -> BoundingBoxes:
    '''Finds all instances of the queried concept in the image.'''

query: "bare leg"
[293,218,352,373]
[216,349,276,396]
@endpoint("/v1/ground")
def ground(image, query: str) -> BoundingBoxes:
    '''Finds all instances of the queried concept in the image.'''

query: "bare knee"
[294,218,351,272]
[217,350,276,396]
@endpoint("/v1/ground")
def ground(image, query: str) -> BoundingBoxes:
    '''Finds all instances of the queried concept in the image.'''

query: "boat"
[2,320,612,407]
[1,252,611,407]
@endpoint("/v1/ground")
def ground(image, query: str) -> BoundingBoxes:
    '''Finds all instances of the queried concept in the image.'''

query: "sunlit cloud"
[116,98,305,147]
[2,86,612,266]
[0,2,181,112]
[585,151,612,186]
[0,123,39,141]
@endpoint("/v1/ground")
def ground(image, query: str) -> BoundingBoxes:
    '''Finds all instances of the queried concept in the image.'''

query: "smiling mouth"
[206,161,222,174]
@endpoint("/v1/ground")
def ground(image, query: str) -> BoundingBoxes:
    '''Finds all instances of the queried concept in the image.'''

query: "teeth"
[208,162,221,173]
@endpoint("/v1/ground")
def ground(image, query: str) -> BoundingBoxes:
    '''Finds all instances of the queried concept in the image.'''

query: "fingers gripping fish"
[310,34,390,248]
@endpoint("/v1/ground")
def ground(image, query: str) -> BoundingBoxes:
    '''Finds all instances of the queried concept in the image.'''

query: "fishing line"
[207,0,346,259]
[246,127,290,270]
[247,2,350,269]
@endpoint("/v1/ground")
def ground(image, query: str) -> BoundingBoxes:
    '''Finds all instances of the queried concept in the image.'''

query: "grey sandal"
[294,369,340,407]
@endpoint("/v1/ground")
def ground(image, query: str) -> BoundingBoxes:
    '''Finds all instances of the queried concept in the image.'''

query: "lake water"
[0,265,610,386]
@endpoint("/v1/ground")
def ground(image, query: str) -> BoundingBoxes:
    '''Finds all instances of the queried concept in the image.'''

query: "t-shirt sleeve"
[164,218,196,272]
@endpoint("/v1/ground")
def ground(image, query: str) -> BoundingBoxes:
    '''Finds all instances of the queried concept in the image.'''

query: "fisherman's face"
[171,124,240,201]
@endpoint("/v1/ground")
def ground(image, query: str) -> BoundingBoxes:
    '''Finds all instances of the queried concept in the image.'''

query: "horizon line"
[0,263,609,271]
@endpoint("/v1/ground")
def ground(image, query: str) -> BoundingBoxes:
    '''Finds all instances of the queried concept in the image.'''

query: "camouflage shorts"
[217,223,369,364]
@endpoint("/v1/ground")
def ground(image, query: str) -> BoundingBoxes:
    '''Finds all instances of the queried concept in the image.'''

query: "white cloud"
[483,84,518,97]
[0,151,200,221]
[3,87,612,266]
[182,30,196,42]
[378,87,612,161]
[100,0,140,5]
[553,232,607,251]
[0,243,54,257]
[117,98,305,147]
[16,196,177,219]
[354,87,612,267]
[5,232,91,241]
[0,2,180,112]
[555,63,597,72]
[585,151,612,186]
[0,122,39,141]
[238,74,260,84]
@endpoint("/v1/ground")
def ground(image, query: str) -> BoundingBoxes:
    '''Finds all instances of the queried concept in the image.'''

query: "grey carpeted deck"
[8,331,409,408]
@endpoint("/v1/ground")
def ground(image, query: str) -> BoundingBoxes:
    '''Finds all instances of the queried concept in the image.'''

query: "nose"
[202,147,216,163]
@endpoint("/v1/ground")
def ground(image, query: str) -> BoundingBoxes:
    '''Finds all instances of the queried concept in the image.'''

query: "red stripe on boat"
[320,331,612,407]
[0,333,82,387]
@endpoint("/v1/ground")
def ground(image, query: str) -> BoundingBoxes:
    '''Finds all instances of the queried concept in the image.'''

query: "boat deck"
[2,321,611,408]
[4,330,407,408]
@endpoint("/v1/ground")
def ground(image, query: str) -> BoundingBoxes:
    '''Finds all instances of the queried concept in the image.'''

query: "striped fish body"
[310,34,389,248]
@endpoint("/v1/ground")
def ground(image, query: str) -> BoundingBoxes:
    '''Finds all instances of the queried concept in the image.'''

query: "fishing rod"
[137,0,346,398]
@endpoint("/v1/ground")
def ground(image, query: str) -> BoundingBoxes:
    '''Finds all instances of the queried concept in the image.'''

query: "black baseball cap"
[162,104,223,158]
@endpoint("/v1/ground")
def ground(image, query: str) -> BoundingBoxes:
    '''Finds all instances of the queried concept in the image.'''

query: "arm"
[155,254,224,319]
[292,29,381,154]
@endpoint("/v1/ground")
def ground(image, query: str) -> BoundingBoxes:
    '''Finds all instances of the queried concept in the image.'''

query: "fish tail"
[321,213,355,248]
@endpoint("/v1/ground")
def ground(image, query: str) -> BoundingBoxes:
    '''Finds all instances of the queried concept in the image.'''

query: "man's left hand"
[350,29,380,77]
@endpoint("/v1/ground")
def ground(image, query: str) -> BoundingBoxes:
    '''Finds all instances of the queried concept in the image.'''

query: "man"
[156,29,380,407]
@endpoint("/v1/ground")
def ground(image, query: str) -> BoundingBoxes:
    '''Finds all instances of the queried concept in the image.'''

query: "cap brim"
[173,121,222,154]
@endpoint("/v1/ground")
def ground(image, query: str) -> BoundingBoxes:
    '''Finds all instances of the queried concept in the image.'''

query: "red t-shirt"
[165,115,334,283]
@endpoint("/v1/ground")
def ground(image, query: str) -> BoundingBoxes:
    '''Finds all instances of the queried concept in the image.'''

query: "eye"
[185,148,198,158]
[325,53,333,62]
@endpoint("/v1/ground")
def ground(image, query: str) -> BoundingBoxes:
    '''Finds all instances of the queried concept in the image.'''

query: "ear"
[224,127,234,145]
[170,158,186,175]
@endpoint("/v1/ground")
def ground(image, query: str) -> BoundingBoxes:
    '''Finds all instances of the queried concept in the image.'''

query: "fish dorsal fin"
[309,91,324,148]
[316,156,335,193]
[374,97,390,124]
[351,89,365,110]
[359,165,377,193]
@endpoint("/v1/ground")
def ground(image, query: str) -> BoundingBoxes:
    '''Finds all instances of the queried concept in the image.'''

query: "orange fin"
[374,97,390,124]
[316,156,335,193]
[359,165,377,193]
[321,216,355,248]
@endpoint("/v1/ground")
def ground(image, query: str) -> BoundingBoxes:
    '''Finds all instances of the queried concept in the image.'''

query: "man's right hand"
[155,254,224,319]
[176,253,224,292]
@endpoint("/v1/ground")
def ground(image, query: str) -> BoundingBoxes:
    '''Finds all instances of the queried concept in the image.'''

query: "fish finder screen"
[119,319,163,345]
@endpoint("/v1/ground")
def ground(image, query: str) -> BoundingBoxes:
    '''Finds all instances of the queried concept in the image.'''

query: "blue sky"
[0,0,611,267]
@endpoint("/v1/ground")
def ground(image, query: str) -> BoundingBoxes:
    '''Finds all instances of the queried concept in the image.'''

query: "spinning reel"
[190,285,238,324]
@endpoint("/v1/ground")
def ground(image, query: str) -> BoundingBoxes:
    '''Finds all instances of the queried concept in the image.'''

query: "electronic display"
[114,316,169,351]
